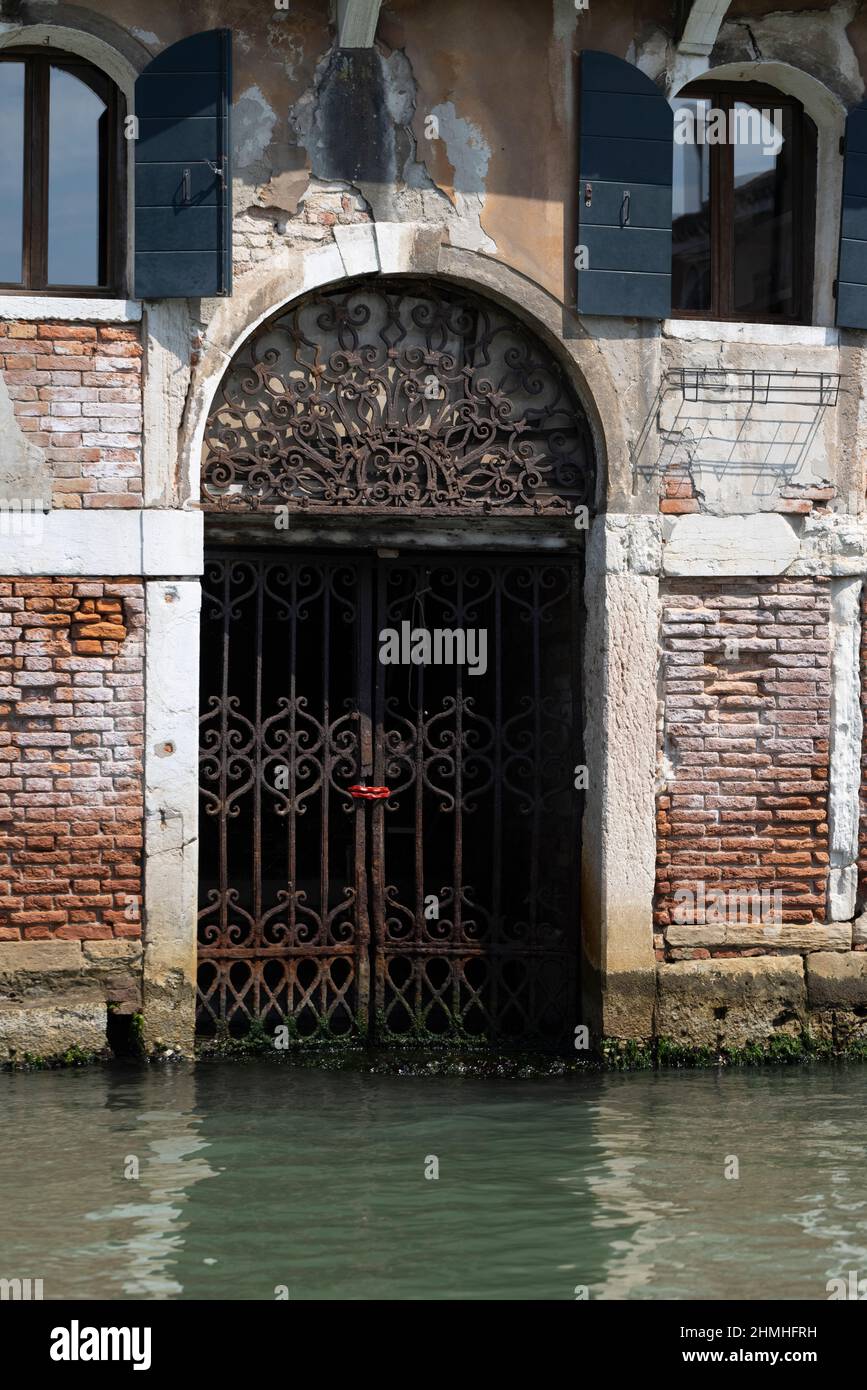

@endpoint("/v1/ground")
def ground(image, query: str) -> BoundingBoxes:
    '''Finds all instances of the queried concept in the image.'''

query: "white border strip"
[827,577,863,920]
[0,510,202,576]
[0,297,141,323]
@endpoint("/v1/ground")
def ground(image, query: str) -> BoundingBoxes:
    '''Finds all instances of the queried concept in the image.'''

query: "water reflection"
[83,1110,218,1297]
[1,1064,867,1300]
[582,1071,867,1300]
[0,1067,217,1299]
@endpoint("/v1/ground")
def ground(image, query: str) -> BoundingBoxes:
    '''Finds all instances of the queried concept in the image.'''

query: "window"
[0,49,125,294]
[671,82,816,322]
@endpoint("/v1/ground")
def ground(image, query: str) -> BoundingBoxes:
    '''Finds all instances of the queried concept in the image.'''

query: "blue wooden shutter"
[836,101,867,328]
[134,30,232,299]
[577,51,672,318]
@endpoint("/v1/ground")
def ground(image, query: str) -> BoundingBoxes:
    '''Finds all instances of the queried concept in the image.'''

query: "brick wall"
[655,579,831,958]
[0,579,144,941]
[0,323,143,508]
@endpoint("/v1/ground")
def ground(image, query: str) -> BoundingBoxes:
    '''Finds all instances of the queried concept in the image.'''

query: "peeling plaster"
[268,23,303,83]
[427,100,491,198]
[0,370,50,506]
[713,1,864,104]
[424,101,496,253]
[233,85,279,176]
[289,42,496,252]
[630,31,670,85]
[382,46,415,128]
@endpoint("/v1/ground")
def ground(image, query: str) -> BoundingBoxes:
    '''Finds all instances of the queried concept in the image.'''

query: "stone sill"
[0,296,141,323]
[664,924,852,951]
[662,318,838,348]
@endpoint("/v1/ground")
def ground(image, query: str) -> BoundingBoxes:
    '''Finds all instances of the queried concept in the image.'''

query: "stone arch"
[670,61,847,327]
[180,237,627,511]
[199,273,596,521]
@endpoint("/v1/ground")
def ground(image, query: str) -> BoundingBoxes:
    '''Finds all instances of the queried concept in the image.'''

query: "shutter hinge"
[833,278,838,299]
[584,182,592,207]
[206,158,227,188]
[840,135,846,156]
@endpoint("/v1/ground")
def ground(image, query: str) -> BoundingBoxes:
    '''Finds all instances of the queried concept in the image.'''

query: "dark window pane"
[47,66,106,286]
[0,63,25,284]
[732,103,795,317]
[672,98,712,313]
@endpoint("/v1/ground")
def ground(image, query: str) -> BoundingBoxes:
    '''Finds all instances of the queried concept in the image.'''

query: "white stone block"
[0,296,140,322]
[0,510,203,576]
[663,513,799,576]
[301,244,345,294]
[375,222,418,274]
[334,223,379,278]
[144,581,200,1011]
[142,510,204,575]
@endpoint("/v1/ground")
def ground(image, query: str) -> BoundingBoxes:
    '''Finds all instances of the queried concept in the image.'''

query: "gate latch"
[348,784,391,801]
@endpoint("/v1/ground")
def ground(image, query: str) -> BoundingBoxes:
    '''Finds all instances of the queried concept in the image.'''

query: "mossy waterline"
[4,1016,867,1073]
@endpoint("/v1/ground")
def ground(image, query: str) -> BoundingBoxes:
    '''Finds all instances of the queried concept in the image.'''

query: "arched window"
[0,48,125,293]
[671,81,816,322]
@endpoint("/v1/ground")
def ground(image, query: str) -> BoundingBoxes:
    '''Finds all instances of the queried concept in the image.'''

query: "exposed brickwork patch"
[232,185,371,277]
[0,579,143,941]
[0,323,143,508]
[660,461,699,516]
[655,579,831,959]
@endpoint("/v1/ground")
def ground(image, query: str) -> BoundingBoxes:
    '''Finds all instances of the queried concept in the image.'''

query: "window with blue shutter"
[577,50,673,319]
[134,29,232,300]
[0,50,125,293]
[837,101,867,329]
[671,83,814,323]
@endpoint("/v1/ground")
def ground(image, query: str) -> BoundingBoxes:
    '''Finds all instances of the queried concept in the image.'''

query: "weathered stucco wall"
[3,0,867,1059]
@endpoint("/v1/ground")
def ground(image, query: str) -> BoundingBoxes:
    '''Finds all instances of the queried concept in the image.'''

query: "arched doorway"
[196,276,595,1047]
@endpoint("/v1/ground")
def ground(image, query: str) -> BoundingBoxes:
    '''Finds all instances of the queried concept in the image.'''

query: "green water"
[1,1062,866,1300]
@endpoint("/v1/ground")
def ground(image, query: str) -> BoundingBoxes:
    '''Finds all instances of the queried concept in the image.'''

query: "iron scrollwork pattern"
[197,556,370,1040]
[197,553,582,1048]
[202,277,593,516]
[372,559,581,1045]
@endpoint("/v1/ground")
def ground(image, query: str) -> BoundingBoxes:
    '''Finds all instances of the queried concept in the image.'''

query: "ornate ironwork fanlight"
[201,277,594,516]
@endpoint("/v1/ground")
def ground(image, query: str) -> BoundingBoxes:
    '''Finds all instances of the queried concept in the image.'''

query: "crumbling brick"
[0,579,143,941]
[656,578,831,957]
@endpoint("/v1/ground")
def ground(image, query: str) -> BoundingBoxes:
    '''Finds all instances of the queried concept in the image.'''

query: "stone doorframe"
[141,230,663,1053]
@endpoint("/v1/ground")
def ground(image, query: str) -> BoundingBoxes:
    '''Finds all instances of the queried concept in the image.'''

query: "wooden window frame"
[0,47,126,297]
[672,81,817,325]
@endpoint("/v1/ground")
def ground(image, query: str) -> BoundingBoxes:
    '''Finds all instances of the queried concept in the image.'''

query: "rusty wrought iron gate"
[197,552,582,1046]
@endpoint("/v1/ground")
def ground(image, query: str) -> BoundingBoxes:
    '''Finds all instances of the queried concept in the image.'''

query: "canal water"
[1,1061,866,1300]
